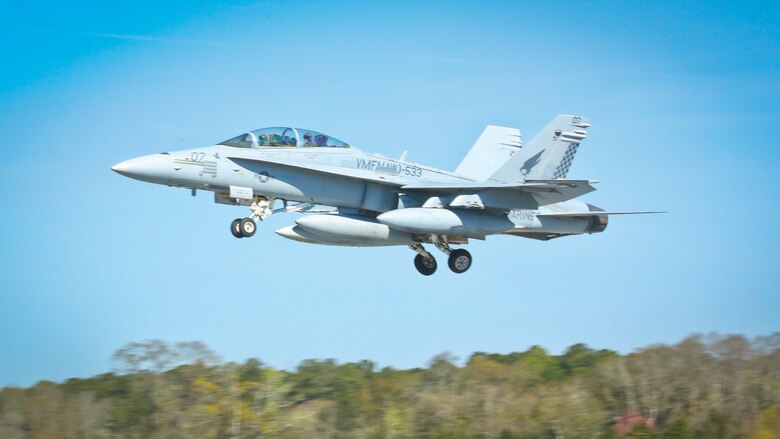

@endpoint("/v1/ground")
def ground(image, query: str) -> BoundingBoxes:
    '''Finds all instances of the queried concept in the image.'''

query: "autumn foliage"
[1,333,779,439]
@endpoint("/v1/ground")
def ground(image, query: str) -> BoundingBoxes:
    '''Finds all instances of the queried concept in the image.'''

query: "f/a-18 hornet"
[113,115,659,275]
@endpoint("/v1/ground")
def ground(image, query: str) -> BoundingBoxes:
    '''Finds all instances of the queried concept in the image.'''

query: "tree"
[112,339,220,374]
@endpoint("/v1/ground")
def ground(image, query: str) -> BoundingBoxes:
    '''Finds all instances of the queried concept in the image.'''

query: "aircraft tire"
[231,219,243,238]
[239,218,256,237]
[447,249,472,274]
[414,254,437,276]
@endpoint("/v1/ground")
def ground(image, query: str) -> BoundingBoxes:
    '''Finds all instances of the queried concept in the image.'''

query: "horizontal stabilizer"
[537,211,666,217]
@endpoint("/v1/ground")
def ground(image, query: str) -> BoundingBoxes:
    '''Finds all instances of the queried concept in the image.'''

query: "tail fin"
[455,125,522,181]
[490,115,590,182]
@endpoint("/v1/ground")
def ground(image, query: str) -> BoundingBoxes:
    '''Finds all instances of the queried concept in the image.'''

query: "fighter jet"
[112,115,659,275]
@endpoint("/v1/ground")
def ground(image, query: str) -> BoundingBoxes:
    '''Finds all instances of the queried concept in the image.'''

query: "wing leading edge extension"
[228,156,409,186]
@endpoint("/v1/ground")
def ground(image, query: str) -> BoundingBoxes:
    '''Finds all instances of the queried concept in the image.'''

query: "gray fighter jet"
[112,115,659,275]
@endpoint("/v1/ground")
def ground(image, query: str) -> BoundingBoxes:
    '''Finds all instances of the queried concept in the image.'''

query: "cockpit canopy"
[220,127,350,149]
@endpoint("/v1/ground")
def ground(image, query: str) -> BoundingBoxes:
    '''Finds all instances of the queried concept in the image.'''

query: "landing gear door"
[230,185,254,200]
[215,189,254,206]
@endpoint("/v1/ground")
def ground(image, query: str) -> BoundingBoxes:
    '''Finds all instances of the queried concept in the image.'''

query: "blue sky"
[1,0,778,386]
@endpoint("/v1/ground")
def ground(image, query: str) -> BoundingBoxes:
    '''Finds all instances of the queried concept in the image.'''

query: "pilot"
[257,134,269,146]
[315,134,328,147]
[303,132,315,147]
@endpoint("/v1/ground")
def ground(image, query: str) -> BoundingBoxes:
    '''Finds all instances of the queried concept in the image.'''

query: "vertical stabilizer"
[455,125,522,181]
[490,115,590,182]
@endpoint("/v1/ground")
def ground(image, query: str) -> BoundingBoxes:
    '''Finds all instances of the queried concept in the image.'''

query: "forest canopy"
[1,333,779,439]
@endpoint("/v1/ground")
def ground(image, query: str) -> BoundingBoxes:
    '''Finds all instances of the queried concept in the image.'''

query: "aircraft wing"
[401,179,596,191]
[229,156,409,186]
[231,156,596,207]
[402,180,597,205]
[402,181,531,190]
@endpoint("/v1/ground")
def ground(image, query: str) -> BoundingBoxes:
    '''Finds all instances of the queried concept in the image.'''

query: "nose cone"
[111,161,130,175]
[111,154,172,183]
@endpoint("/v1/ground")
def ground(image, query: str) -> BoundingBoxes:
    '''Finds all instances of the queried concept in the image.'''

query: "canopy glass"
[220,127,350,148]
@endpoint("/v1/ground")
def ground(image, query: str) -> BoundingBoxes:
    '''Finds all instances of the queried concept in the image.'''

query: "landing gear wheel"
[239,218,256,237]
[414,254,437,276]
[447,249,472,274]
[231,219,243,238]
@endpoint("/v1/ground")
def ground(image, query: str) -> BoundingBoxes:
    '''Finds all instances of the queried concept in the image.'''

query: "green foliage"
[470,343,617,387]
[239,358,263,383]
[693,413,737,439]
[331,361,374,430]
[426,352,459,388]
[628,424,658,439]
[663,418,692,439]
[62,373,124,399]
[292,358,339,400]
[559,343,618,376]
[599,424,619,439]
[106,379,154,434]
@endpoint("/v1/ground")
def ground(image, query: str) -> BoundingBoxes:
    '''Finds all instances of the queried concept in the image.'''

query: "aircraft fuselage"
[112,119,648,275]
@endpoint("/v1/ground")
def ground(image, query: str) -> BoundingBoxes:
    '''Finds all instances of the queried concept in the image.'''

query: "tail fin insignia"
[521,150,545,178]
[552,143,580,179]
[489,114,590,182]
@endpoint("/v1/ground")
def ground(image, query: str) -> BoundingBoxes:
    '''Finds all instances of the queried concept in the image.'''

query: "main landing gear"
[409,240,473,276]
[448,248,472,274]
[230,198,274,239]
[412,249,437,276]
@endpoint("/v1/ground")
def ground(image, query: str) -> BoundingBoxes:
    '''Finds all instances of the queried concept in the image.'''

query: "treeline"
[1,334,779,439]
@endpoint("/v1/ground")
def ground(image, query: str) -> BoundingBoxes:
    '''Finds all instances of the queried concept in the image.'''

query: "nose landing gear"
[231,219,243,238]
[230,198,273,239]
[231,218,256,238]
